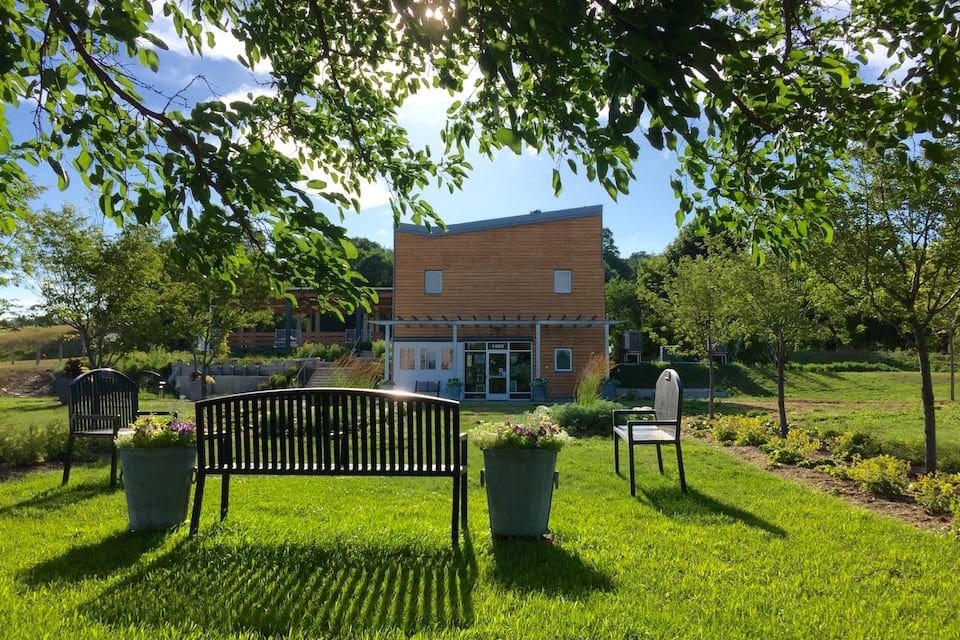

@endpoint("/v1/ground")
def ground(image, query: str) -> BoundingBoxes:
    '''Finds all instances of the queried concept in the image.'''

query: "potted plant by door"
[115,415,197,531]
[601,378,620,401]
[445,377,463,400]
[530,377,548,402]
[475,407,569,539]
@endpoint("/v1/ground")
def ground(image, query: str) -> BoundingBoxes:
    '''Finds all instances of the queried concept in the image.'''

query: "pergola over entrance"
[372,315,621,384]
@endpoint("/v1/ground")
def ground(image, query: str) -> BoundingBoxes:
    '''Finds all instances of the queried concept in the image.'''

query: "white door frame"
[486,349,510,400]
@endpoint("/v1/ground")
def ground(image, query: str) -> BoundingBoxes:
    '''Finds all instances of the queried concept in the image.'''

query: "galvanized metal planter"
[481,448,558,538]
[118,446,196,531]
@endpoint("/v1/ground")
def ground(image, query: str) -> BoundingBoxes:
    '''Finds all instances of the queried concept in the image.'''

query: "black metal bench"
[612,368,687,495]
[189,387,468,544]
[414,380,440,396]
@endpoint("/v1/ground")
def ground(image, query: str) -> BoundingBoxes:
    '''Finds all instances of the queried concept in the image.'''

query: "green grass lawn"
[3,371,960,638]
[3,412,960,638]
[713,370,960,446]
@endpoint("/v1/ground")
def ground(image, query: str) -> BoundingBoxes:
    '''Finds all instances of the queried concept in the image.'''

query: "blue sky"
[4,14,725,311]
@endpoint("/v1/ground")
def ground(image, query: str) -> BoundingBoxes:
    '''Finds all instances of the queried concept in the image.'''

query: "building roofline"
[396,204,602,237]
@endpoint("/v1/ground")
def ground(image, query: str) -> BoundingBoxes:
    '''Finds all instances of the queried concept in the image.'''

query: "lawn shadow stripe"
[83,536,477,637]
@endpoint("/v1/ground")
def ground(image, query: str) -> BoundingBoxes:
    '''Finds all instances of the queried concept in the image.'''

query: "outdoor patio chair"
[612,368,687,495]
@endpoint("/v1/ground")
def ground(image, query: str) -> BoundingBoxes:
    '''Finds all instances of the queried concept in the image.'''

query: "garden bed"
[719,442,954,533]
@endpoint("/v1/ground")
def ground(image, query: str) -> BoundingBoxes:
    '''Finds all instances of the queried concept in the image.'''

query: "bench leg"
[628,442,636,497]
[451,475,460,545]
[61,434,75,486]
[109,443,119,488]
[676,441,687,493]
[220,474,230,521]
[613,432,620,474]
[189,473,205,536]
[460,471,468,528]
[655,444,664,474]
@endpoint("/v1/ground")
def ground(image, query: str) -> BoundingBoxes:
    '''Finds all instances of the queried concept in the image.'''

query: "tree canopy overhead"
[3,1,957,306]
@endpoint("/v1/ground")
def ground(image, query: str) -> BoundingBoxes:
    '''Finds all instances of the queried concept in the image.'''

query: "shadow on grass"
[488,538,614,598]
[640,486,787,538]
[0,477,116,518]
[14,403,66,413]
[84,531,478,637]
[20,530,167,585]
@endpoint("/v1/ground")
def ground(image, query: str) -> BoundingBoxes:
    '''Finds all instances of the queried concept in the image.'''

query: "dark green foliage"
[350,237,394,287]
[260,367,300,390]
[61,358,84,378]
[294,342,347,362]
[550,401,620,436]
[828,431,882,462]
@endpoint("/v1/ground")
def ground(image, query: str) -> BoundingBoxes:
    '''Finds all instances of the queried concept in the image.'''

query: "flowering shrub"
[473,406,569,451]
[116,414,197,448]
[909,472,960,514]
[846,454,910,495]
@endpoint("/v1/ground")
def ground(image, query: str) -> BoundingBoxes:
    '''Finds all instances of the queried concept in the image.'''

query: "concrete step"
[306,363,337,387]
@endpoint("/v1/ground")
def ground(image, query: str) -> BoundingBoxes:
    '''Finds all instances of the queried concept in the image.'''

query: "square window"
[399,348,416,370]
[554,348,573,372]
[420,348,438,370]
[554,269,572,294]
[425,270,443,294]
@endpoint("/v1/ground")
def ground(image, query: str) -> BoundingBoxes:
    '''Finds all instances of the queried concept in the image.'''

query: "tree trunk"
[776,341,788,438]
[950,315,956,402]
[81,329,97,369]
[707,348,716,419]
[915,325,938,473]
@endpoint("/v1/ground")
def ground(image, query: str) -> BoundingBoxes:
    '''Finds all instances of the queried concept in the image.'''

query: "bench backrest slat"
[195,388,461,474]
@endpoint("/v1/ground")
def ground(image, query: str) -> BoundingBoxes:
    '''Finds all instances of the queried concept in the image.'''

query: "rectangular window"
[554,348,573,372]
[399,348,416,370]
[554,269,572,294]
[440,348,454,370]
[425,270,443,294]
[420,348,438,370]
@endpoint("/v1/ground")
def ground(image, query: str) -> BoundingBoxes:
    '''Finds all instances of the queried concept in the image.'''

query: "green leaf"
[495,128,523,154]
[551,169,562,196]
[141,32,169,51]
[138,48,160,72]
[47,157,69,190]
[74,148,91,172]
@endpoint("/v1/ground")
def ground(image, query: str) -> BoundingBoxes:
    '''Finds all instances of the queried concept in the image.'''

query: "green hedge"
[550,401,620,437]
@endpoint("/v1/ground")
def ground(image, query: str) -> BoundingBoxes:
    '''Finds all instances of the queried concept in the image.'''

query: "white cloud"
[219,86,275,105]
[146,3,272,73]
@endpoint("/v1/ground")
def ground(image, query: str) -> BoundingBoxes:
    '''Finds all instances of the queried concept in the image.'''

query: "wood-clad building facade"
[378,205,615,400]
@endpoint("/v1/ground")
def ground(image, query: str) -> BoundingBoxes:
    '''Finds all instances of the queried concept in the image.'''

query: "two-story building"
[378,205,616,400]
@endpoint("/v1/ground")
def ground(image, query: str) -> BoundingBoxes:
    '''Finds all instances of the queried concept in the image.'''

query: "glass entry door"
[487,351,509,400]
